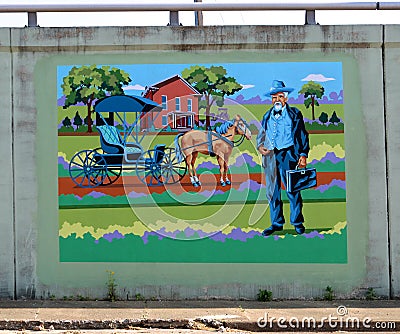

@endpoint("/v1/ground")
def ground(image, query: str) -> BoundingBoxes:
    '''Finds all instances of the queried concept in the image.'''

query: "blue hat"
[265,80,294,96]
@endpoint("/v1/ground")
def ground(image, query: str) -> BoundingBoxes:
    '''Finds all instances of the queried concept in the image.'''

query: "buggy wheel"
[94,148,122,186]
[69,149,107,188]
[160,148,187,184]
[135,149,163,187]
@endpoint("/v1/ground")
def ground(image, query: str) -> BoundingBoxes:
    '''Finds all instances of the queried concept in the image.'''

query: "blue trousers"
[270,146,304,227]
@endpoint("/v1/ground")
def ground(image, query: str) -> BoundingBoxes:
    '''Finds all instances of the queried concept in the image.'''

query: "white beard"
[273,102,282,112]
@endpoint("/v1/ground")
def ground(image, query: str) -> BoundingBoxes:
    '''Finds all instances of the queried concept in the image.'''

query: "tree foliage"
[329,111,341,124]
[318,112,329,124]
[181,65,242,128]
[62,116,72,127]
[61,65,131,132]
[73,111,83,127]
[299,81,325,120]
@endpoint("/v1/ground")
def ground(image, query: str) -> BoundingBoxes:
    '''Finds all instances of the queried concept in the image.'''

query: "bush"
[248,123,259,134]
[329,111,340,124]
[73,111,83,127]
[318,112,329,124]
[62,116,72,127]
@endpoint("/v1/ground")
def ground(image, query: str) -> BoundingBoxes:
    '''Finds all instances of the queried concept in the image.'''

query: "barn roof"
[144,75,201,96]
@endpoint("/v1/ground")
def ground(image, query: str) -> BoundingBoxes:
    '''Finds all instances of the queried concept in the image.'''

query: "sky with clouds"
[57,61,343,100]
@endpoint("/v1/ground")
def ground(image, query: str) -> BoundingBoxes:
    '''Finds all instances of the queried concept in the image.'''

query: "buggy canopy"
[94,95,162,114]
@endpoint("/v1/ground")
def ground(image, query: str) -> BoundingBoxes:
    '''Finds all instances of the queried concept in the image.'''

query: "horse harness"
[207,131,234,157]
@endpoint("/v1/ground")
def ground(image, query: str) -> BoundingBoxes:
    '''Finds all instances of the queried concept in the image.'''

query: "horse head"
[234,115,252,140]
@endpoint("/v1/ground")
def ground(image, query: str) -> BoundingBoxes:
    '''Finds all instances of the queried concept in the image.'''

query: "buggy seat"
[97,125,142,156]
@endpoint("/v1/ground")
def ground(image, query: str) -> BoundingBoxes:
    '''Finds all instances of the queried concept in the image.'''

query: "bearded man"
[257,80,310,236]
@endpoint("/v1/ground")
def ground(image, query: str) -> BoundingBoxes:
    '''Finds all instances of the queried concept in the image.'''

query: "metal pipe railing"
[0,2,399,27]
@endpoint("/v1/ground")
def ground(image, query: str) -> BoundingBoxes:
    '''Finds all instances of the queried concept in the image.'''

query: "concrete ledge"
[5,25,383,51]
[0,300,399,332]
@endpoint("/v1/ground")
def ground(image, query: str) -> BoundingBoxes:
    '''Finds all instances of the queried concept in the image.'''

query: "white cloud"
[240,84,255,89]
[123,84,146,91]
[301,74,335,82]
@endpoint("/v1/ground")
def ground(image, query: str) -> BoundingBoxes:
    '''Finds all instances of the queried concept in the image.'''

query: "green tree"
[318,111,329,124]
[181,65,242,128]
[329,110,341,124]
[62,116,72,127]
[61,65,131,133]
[299,81,325,120]
[73,111,83,128]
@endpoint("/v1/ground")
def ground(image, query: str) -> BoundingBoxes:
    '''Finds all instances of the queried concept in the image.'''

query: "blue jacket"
[257,104,310,158]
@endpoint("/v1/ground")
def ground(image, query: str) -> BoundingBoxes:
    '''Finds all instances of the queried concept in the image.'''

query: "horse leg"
[191,151,201,186]
[217,156,226,186]
[185,153,198,187]
[223,157,231,185]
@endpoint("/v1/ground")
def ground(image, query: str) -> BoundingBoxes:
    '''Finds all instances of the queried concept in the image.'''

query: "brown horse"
[174,115,252,187]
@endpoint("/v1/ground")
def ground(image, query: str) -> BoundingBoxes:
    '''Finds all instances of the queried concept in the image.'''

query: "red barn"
[142,75,201,131]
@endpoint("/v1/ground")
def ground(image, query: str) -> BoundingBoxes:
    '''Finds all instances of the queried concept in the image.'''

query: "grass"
[59,227,348,263]
[59,201,346,232]
[309,133,345,148]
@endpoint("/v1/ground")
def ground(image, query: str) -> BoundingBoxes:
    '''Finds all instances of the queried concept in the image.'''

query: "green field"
[59,201,347,263]
[59,228,347,263]
[59,202,346,232]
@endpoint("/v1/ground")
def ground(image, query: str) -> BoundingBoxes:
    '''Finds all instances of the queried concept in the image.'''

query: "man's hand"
[298,156,307,168]
[258,145,272,156]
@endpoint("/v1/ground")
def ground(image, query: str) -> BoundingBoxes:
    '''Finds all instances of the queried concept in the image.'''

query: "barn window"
[162,95,167,110]
[187,99,192,112]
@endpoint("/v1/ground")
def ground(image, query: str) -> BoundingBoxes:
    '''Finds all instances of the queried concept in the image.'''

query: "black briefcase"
[286,167,317,192]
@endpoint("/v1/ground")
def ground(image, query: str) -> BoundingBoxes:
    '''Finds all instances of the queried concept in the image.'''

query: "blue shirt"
[266,105,294,150]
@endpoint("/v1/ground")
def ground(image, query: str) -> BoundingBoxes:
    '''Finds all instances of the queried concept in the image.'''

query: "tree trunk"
[311,96,315,120]
[87,102,92,133]
[205,94,211,129]
[87,96,94,133]
[205,107,211,129]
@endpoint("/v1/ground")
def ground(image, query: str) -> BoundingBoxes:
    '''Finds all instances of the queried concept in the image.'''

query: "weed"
[48,294,56,300]
[366,287,377,300]
[257,289,273,302]
[76,294,90,301]
[63,295,74,301]
[134,293,145,301]
[106,270,117,302]
[323,286,334,301]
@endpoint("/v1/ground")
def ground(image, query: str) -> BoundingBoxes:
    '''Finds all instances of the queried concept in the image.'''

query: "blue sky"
[57,61,343,100]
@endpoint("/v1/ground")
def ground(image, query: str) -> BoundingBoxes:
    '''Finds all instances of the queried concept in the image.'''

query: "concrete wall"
[0,25,398,299]
[385,25,400,297]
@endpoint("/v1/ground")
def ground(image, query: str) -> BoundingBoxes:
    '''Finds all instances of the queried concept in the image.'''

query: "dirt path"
[59,172,345,197]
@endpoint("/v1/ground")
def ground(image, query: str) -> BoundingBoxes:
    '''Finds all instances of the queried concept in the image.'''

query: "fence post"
[169,11,180,26]
[27,12,38,27]
[305,9,317,25]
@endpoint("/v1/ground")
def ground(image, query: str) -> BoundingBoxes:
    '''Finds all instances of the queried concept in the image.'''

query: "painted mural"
[58,62,347,263]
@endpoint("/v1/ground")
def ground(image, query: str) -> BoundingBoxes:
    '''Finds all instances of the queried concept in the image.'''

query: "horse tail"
[174,133,185,163]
